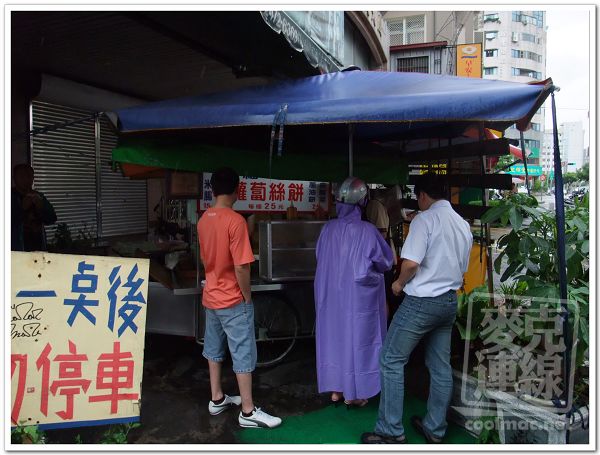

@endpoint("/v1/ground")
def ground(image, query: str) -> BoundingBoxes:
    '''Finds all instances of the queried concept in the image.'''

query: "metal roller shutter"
[31,101,147,243]
[31,101,98,242]
[99,116,147,237]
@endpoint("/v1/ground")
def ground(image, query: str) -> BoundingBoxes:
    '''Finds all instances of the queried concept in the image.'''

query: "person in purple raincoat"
[314,176,394,407]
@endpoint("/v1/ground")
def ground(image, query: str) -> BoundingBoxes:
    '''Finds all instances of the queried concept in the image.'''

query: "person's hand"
[406,210,418,221]
[22,192,42,211]
[391,280,404,296]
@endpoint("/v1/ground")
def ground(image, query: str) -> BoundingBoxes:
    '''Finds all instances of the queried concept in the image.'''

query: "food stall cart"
[108,70,555,366]
[109,170,334,366]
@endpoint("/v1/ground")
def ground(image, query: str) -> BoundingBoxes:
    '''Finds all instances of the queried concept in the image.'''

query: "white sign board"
[201,174,330,213]
[11,252,150,430]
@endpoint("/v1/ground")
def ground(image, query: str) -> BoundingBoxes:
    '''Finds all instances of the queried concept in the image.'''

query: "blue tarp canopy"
[110,70,553,184]
[112,70,552,141]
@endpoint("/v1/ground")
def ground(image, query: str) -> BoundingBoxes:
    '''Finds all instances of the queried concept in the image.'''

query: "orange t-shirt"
[197,207,255,309]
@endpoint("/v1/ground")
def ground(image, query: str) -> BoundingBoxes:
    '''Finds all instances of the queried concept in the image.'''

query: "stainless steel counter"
[170,279,309,296]
[148,278,315,339]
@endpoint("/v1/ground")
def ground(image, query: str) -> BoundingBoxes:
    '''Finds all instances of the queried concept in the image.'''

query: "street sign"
[507,164,543,177]
[540,174,547,182]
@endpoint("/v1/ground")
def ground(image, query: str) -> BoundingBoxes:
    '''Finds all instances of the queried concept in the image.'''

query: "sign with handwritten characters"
[11,252,149,430]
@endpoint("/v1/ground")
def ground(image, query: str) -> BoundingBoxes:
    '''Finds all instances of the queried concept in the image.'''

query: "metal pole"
[348,124,355,176]
[479,125,494,299]
[519,131,531,196]
[551,90,571,416]
[94,114,103,241]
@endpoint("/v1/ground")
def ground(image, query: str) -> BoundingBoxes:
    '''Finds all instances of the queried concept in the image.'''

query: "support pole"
[348,124,355,176]
[520,131,531,196]
[478,125,494,299]
[551,90,572,418]
[94,114,102,241]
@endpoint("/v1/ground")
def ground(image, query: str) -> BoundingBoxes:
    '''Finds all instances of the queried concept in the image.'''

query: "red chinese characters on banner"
[237,181,248,201]
[88,342,139,414]
[36,343,52,417]
[269,183,286,201]
[11,354,28,424]
[37,341,92,420]
[12,341,139,423]
[288,183,304,202]
[202,173,329,213]
[250,182,266,201]
[465,60,473,77]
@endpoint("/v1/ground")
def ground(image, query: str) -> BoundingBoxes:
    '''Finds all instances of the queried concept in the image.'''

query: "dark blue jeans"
[374,290,457,439]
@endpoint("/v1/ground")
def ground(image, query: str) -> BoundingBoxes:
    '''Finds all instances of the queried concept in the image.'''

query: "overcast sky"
[544,7,591,144]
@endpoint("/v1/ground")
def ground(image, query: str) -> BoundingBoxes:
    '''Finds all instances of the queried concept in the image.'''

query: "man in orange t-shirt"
[197,167,281,429]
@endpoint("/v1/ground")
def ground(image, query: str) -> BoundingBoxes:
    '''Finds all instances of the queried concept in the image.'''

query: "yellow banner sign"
[11,252,150,430]
[456,43,482,78]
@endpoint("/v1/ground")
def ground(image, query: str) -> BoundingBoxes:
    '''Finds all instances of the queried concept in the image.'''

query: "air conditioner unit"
[511,32,519,42]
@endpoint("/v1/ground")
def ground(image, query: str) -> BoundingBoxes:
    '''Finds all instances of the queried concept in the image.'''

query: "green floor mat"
[237,395,477,444]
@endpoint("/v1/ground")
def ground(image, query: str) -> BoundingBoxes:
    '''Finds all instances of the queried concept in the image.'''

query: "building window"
[514,11,544,27]
[484,13,500,22]
[511,49,542,62]
[512,11,543,27]
[388,15,425,46]
[485,31,498,40]
[485,49,498,57]
[511,67,542,79]
[397,56,429,73]
[483,67,498,75]
[521,32,537,43]
[524,139,541,149]
[531,123,541,131]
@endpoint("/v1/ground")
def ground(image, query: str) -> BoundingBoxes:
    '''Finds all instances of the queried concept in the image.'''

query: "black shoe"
[411,416,442,444]
[331,399,343,408]
[361,432,407,444]
[344,399,368,410]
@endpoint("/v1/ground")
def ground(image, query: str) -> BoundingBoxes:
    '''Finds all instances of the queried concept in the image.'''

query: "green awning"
[112,139,408,184]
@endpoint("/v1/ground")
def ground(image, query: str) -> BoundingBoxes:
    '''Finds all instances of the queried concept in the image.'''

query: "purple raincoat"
[314,202,394,400]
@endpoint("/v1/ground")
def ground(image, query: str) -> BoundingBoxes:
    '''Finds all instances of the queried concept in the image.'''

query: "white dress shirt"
[401,200,473,298]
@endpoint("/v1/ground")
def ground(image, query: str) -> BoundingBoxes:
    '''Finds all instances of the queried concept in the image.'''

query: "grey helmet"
[336,176,368,205]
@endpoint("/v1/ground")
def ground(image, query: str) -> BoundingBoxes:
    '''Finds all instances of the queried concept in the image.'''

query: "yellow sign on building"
[11,252,150,430]
[456,43,482,78]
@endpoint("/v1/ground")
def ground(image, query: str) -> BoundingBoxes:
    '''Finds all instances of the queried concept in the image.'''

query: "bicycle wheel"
[253,293,300,367]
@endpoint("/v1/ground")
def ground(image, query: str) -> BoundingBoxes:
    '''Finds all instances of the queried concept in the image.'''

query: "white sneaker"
[238,407,282,428]
[208,394,242,415]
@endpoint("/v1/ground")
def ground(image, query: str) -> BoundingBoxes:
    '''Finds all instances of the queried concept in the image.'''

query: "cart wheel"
[253,293,300,367]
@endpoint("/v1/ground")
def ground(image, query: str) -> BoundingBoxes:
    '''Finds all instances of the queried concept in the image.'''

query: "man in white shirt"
[362,173,473,444]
